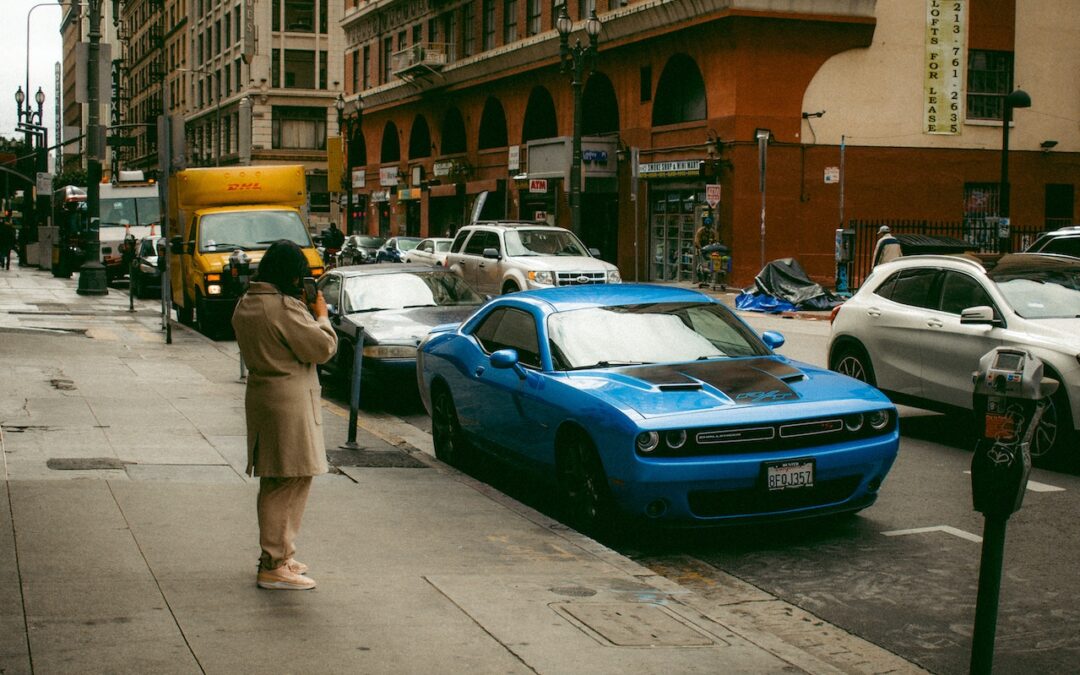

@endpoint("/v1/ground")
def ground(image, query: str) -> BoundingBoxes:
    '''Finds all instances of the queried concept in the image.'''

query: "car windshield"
[989,259,1080,318]
[434,240,452,252]
[199,210,311,251]
[343,272,483,313]
[547,302,768,370]
[505,229,590,257]
[355,236,384,248]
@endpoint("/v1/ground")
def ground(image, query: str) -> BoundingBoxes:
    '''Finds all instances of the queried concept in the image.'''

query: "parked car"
[444,222,621,295]
[828,253,1080,462]
[1025,226,1080,258]
[418,284,899,531]
[129,235,164,299]
[317,264,485,388]
[403,237,454,267]
[376,236,422,263]
[337,235,385,266]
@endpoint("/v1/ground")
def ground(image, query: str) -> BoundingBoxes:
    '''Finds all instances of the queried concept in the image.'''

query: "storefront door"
[650,188,705,282]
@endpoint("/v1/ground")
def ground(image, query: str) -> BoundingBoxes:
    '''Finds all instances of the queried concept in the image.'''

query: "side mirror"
[490,348,526,379]
[761,330,786,350]
[960,306,1001,327]
[482,247,500,260]
[588,247,601,257]
[185,241,196,255]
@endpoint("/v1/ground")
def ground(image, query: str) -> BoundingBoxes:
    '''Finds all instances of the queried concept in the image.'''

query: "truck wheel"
[176,301,194,325]
[195,292,217,338]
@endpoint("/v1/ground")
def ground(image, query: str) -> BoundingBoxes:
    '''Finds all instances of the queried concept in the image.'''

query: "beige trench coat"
[232,282,338,477]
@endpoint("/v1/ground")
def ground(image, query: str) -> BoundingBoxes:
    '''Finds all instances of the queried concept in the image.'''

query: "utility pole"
[78,0,108,295]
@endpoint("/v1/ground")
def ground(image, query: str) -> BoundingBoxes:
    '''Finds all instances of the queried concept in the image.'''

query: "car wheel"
[502,281,521,294]
[1030,382,1073,463]
[831,344,877,387]
[557,430,614,534]
[431,385,470,467]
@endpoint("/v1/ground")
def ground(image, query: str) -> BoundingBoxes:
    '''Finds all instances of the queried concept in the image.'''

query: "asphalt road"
[330,310,1080,675]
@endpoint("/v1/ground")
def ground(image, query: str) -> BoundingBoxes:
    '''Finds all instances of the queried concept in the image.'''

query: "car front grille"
[688,476,862,517]
[555,271,607,286]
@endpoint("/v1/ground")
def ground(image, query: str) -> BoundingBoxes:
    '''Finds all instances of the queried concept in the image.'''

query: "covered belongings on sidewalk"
[736,258,844,312]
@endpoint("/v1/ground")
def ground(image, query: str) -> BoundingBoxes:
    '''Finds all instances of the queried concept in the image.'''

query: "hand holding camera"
[302,277,327,320]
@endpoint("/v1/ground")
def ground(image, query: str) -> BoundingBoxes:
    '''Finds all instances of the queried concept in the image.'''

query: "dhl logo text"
[226,182,262,191]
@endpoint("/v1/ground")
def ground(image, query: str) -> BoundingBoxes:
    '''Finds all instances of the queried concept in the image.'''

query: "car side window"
[872,272,900,300]
[464,231,498,256]
[1042,237,1080,258]
[887,268,939,308]
[318,274,342,310]
[472,307,541,368]
[451,230,469,253]
[938,271,993,315]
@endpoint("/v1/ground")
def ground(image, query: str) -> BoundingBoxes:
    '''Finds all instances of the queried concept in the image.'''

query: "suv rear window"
[464,230,500,256]
[451,230,469,253]
[1037,236,1080,258]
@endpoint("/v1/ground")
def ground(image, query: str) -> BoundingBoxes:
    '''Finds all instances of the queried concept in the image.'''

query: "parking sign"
[705,184,721,208]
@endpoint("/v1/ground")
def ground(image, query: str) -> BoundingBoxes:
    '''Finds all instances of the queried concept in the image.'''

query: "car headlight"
[843,414,864,432]
[636,431,660,454]
[868,410,890,430]
[362,344,417,359]
[608,270,622,283]
[528,270,554,285]
[664,429,687,449]
[139,263,157,274]
[206,284,222,295]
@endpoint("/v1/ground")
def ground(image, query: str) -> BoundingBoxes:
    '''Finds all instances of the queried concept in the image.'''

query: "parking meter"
[970,347,1057,517]
[224,249,253,296]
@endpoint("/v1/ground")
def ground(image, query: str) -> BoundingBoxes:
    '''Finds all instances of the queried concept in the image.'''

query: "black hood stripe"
[610,358,801,403]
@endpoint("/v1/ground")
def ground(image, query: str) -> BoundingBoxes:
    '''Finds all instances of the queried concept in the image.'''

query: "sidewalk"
[0,266,917,674]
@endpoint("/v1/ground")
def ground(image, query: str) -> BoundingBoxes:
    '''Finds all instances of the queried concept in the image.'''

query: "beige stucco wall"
[800,0,1080,153]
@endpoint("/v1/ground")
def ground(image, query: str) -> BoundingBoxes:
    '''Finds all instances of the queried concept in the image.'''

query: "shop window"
[272,106,327,150]
[967,50,1013,121]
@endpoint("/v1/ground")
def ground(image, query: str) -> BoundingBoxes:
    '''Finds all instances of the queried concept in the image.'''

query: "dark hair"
[256,239,310,297]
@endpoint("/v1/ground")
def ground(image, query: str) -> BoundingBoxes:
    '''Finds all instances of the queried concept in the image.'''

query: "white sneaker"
[257,565,316,590]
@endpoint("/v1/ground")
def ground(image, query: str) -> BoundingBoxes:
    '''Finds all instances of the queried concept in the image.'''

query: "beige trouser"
[257,476,313,571]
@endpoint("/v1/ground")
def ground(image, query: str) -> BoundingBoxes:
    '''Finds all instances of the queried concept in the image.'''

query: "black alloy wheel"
[432,386,470,467]
[831,345,877,387]
[557,431,614,534]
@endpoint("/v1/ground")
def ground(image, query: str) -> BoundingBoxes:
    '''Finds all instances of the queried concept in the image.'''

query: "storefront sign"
[705,184,721,207]
[379,167,400,187]
[639,160,702,179]
[924,0,965,135]
[433,160,453,177]
[824,167,839,184]
[351,169,365,189]
[582,149,608,163]
[397,188,419,200]
[371,190,391,203]
[508,145,520,172]
[529,179,548,193]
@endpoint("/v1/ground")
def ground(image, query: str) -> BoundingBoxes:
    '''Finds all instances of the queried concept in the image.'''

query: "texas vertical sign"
[924,0,966,135]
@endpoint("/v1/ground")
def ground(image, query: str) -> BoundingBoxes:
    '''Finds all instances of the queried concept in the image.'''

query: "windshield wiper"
[350,307,392,313]
[569,360,648,370]
[203,242,246,250]
[403,304,438,309]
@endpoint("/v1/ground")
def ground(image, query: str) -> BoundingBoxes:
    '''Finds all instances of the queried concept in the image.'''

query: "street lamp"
[336,93,364,235]
[556,6,601,238]
[14,85,49,267]
[998,89,1030,254]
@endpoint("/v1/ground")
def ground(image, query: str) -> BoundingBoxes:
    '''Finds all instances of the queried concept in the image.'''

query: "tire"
[176,301,194,325]
[431,385,471,467]
[1030,380,1074,464]
[195,292,217,338]
[831,343,877,387]
[502,281,521,294]
[557,430,615,534]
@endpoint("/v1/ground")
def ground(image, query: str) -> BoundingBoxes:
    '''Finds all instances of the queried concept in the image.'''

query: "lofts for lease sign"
[924,0,966,135]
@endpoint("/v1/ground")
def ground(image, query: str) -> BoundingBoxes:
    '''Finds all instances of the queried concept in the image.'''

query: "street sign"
[824,166,840,184]
[705,183,722,207]
[529,179,548,193]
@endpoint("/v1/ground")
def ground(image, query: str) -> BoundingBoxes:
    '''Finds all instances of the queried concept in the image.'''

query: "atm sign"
[529,179,548,193]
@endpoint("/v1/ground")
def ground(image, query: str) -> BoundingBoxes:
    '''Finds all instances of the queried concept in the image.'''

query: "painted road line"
[962,470,1065,492]
[882,525,983,543]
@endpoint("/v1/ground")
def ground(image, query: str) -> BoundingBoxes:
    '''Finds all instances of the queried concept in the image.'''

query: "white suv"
[445,222,621,295]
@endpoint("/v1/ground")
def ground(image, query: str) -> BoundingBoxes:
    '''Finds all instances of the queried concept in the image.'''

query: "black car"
[375,236,422,263]
[129,236,164,298]
[337,235,386,266]
[317,264,485,388]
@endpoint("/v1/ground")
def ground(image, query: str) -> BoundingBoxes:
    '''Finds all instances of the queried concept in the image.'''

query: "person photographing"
[232,240,338,590]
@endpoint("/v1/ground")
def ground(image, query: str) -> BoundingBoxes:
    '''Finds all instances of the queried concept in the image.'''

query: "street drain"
[47,458,133,471]
[50,379,77,391]
[326,448,428,468]
[554,602,719,647]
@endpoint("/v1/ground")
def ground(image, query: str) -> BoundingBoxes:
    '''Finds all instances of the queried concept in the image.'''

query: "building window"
[967,50,1013,121]
[308,174,330,212]
[362,45,371,88]
[550,0,561,29]
[275,49,316,88]
[579,0,595,20]
[482,0,495,51]
[963,182,1000,247]
[282,0,314,32]
[272,106,327,150]
[382,37,392,83]
[318,49,328,89]
[352,50,360,92]
[462,4,475,56]
[526,0,541,37]
[412,24,422,47]
[504,0,518,43]
[224,13,231,46]
[443,12,457,62]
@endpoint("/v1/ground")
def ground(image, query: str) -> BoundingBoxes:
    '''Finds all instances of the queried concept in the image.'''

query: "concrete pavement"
[0,265,917,674]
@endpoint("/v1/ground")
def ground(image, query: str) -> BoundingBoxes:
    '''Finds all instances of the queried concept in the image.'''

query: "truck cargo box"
[174,165,306,210]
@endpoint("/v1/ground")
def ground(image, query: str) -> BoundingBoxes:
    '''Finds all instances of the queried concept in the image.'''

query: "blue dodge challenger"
[418,284,898,530]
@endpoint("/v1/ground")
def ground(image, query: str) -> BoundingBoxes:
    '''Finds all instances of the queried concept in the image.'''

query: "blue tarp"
[735,292,798,313]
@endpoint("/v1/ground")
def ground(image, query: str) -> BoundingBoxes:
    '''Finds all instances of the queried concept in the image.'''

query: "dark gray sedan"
[317,264,486,388]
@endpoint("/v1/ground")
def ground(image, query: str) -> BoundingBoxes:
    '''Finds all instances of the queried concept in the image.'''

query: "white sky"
[0,0,65,143]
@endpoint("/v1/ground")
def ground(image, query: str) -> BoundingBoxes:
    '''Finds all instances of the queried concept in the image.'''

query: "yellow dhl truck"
[167,165,324,335]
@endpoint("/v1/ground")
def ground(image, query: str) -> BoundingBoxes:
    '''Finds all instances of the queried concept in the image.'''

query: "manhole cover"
[550,586,598,598]
[327,448,428,468]
[47,458,132,471]
[555,602,718,647]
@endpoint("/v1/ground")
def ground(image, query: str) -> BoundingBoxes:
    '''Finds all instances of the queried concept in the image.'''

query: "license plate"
[765,459,814,491]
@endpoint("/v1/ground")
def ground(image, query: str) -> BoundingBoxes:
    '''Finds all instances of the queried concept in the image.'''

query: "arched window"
[652,54,707,126]
[409,115,432,159]
[441,107,467,154]
[477,97,508,150]
[380,121,400,163]
[348,126,367,167]
[522,87,558,143]
[582,72,619,135]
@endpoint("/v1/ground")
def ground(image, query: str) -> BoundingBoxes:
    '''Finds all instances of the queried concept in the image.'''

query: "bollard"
[340,328,364,450]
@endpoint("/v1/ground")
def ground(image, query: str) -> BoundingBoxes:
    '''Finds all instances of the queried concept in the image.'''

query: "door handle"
[866,308,882,318]
[927,319,943,328]
[474,366,485,377]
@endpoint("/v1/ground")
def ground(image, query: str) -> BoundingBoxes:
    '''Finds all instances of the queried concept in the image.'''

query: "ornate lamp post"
[14,85,48,266]
[997,89,1030,254]
[336,93,364,235]
[556,6,601,238]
